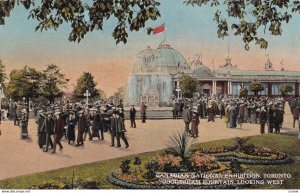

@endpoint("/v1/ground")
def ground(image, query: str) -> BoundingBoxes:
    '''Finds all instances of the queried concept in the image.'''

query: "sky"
[0,0,300,97]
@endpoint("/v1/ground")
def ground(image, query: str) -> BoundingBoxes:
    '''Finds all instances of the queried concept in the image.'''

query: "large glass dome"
[156,42,190,71]
[132,41,190,75]
[132,46,168,74]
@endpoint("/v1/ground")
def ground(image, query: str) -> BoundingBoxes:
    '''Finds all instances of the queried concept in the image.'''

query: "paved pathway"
[0,103,297,180]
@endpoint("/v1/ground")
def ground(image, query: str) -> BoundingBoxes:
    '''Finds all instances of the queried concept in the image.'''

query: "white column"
[229,81,232,95]
[215,81,217,95]
[212,81,215,96]
[227,81,230,95]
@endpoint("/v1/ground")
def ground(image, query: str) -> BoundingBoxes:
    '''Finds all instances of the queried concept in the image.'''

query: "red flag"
[153,24,165,34]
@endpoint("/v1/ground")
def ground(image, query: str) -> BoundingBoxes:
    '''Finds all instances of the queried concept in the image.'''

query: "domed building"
[125,41,300,107]
[125,42,190,107]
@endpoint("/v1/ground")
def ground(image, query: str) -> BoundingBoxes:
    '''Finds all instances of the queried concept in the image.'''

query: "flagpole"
[163,22,166,42]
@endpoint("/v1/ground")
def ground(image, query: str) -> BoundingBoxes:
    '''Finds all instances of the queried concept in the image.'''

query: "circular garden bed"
[108,136,292,189]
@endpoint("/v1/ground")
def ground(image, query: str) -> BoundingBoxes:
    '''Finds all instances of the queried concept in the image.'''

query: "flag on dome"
[147,24,165,35]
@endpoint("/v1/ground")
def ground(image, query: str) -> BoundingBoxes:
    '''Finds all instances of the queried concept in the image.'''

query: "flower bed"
[107,135,293,189]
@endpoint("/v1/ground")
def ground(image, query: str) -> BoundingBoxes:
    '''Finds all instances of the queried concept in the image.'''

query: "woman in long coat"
[244,104,249,123]
[237,103,245,128]
[190,111,200,138]
[249,103,257,124]
[76,111,86,146]
[207,104,215,122]
[66,111,76,144]
[224,104,230,128]
[92,109,101,140]
[229,105,237,128]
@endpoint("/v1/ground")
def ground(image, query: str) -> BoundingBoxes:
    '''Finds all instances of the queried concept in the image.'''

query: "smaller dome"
[193,64,212,76]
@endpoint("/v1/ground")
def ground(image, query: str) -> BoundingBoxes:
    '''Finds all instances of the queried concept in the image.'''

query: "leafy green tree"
[1,0,299,49]
[39,64,69,103]
[280,84,294,96]
[6,66,42,105]
[239,87,248,97]
[73,72,100,99]
[179,75,197,98]
[185,0,299,50]
[250,81,264,96]
[0,0,160,44]
[0,60,7,84]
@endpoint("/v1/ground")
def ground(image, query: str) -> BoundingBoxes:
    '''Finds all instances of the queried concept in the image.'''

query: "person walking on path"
[140,102,147,123]
[76,111,86,146]
[182,105,192,133]
[190,110,200,138]
[52,111,64,154]
[44,111,54,152]
[129,105,136,128]
[292,105,299,129]
[259,106,267,134]
[66,110,76,144]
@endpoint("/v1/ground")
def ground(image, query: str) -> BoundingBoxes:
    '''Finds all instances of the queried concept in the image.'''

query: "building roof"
[156,42,190,70]
[217,70,300,77]
[193,64,212,77]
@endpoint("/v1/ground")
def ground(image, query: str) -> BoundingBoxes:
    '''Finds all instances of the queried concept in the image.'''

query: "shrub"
[120,160,131,174]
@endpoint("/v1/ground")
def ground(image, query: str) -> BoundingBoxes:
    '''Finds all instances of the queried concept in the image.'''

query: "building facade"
[126,41,300,107]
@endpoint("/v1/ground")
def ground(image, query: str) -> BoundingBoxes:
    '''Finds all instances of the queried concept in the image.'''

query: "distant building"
[125,41,300,107]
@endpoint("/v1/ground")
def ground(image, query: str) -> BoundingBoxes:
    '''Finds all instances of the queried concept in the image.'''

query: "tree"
[280,84,294,96]
[0,0,160,44]
[39,64,69,103]
[250,81,264,96]
[185,0,299,50]
[73,72,100,99]
[6,66,42,103]
[239,87,248,97]
[0,60,7,84]
[111,86,125,103]
[1,0,299,49]
[179,75,197,98]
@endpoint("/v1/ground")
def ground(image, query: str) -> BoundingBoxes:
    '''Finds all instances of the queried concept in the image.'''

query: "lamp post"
[84,90,91,105]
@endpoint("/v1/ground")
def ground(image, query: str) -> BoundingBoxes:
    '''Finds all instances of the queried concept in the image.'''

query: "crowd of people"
[172,96,300,139]
[1,95,300,153]
[2,99,143,154]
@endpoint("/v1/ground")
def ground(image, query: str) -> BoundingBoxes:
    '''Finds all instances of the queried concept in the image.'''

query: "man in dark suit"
[140,102,147,123]
[293,105,299,129]
[52,111,64,154]
[129,105,136,128]
[44,111,54,152]
[111,111,129,148]
[182,105,192,133]
[76,110,86,146]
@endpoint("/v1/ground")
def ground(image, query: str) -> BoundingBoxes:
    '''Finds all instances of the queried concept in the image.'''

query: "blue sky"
[0,0,300,96]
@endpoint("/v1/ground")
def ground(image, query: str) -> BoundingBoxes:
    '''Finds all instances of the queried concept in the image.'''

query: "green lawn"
[0,132,299,189]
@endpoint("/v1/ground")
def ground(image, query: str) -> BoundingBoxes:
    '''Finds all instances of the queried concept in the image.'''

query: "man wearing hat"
[129,105,136,128]
[140,102,147,123]
[52,111,64,154]
[36,110,47,148]
[93,108,104,140]
[110,110,129,148]
[20,109,29,139]
[84,109,93,141]
[190,110,200,138]
[259,106,267,134]
[273,104,282,134]
[267,103,275,133]
[66,110,76,144]
[76,110,87,146]
[44,111,54,152]
[182,105,192,133]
